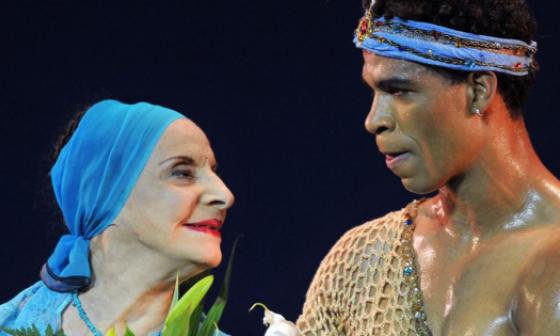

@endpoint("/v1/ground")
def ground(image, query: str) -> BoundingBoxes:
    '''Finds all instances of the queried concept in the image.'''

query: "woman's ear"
[467,71,498,116]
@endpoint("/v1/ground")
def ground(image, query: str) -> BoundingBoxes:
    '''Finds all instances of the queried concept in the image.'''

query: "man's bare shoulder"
[515,228,560,334]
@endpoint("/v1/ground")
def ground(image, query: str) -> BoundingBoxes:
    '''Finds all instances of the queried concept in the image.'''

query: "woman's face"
[115,118,234,268]
[361,51,485,194]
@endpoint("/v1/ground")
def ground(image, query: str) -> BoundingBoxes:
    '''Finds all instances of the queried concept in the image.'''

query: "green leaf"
[197,292,225,336]
[187,295,205,336]
[198,236,242,336]
[124,325,135,336]
[162,272,181,331]
[171,272,180,310]
[0,327,22,336]
[0,325,42,336]
[105,327,116,336]
[162,271,183,336]
[162,274,214,336]
[47,325,66,336]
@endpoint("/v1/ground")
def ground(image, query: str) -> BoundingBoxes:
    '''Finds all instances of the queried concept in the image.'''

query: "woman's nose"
[364,100,396,135]
[202,173,235,210]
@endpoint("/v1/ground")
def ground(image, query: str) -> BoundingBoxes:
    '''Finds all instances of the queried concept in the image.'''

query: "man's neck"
[434,116,560,240]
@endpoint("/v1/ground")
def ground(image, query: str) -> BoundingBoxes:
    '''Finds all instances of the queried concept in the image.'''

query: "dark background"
[1,1,558,334]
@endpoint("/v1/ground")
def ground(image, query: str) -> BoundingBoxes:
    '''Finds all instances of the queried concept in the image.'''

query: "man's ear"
[467,71,498,115]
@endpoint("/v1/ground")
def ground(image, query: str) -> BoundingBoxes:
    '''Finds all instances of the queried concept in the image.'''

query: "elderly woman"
[0,100,234,335]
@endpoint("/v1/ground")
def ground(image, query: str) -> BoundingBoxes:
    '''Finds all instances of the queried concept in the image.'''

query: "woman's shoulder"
[0,281,72,333]
[0,282,43,326]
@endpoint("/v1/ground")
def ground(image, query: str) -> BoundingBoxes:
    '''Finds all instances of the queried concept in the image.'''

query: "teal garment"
[0,282,70,334]
[0,282,229,336]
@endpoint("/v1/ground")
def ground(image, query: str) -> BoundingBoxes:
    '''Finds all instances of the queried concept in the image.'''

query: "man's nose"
[364,99,396,135]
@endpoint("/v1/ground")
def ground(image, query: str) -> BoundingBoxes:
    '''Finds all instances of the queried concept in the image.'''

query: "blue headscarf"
[40,99,185,292]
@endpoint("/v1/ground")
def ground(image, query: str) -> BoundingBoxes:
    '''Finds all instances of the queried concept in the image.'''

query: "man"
[297,0,560,335]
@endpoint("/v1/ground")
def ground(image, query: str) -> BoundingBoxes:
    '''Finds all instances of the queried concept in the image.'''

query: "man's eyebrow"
[377,77,415,88]
[158,155,195,166]
[361,76,415,90]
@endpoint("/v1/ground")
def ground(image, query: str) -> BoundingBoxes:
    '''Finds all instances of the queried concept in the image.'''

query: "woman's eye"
[171,169,194,179]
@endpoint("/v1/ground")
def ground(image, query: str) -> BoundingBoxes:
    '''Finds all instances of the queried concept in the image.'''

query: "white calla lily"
[250,303,299,336]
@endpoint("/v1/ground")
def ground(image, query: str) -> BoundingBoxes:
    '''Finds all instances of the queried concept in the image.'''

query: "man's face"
[361,51,485,194]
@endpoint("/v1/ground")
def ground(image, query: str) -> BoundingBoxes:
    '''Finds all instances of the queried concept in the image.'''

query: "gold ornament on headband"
[356,11,373,43]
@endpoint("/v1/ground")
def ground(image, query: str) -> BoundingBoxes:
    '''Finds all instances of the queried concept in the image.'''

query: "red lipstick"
[183,219,223,238]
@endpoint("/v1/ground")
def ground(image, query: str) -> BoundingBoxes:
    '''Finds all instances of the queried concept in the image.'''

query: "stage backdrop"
[1,1,558,334]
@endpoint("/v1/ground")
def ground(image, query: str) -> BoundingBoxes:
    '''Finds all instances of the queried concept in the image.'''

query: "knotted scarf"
[40,99,185,292]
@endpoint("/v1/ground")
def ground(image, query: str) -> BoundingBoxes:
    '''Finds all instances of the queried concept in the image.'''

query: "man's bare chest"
[415,237,536,335]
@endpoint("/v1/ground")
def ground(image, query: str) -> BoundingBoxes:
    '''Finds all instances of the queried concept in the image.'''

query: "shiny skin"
[362,51,560,335]
[414,196,560,336]
[362,51,485,195]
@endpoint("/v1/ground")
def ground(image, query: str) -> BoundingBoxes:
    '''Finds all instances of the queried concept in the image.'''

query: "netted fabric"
[297,202,431,335]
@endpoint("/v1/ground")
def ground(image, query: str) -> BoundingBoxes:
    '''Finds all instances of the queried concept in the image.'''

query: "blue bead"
[405,219,413,226]
[404,266,414,276]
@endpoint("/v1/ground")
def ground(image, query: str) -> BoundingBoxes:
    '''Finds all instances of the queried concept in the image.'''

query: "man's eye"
[387,88,408,96]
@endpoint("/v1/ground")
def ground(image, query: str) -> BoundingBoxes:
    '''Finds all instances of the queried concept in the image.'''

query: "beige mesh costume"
[297,201,432,335]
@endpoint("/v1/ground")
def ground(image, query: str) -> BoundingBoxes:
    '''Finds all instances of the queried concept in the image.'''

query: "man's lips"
[384,151,411,170]
[183,219,223,238]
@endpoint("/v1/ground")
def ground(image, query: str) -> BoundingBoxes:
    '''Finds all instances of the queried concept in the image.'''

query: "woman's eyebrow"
[158,155,195,166]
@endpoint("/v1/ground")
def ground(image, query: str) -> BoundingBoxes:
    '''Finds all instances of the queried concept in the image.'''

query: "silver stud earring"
[473,107,482,116]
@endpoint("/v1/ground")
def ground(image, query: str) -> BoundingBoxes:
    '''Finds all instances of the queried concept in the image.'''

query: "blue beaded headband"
[354,11,537,76]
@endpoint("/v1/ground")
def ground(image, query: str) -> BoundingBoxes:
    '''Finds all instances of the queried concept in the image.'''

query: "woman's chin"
[173,250,222,280]
[167,230,223,268]
[200,251,222,268]
[182,247,222,269]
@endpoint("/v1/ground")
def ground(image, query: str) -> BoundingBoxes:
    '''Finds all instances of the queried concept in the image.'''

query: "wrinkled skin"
[63,119,234,335]
[362,51,560,335]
